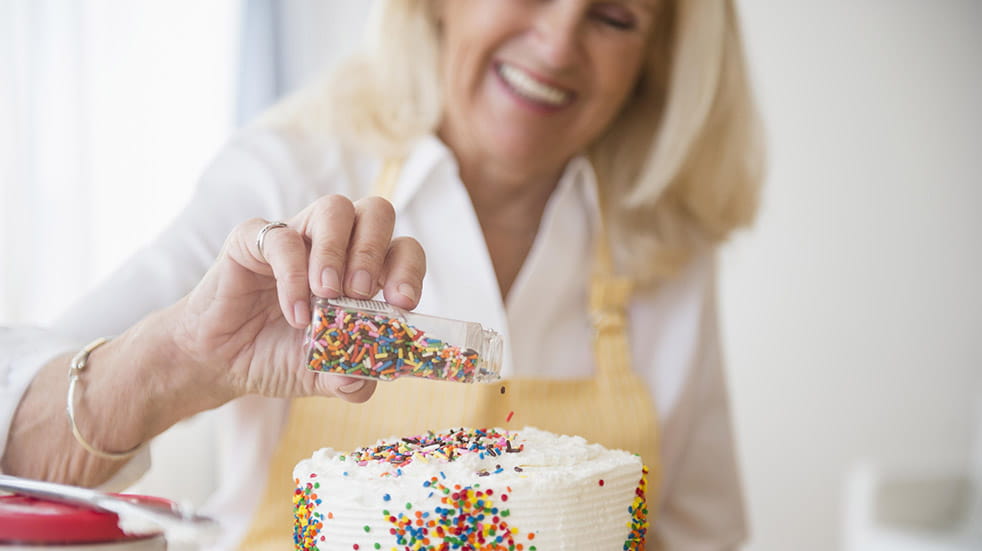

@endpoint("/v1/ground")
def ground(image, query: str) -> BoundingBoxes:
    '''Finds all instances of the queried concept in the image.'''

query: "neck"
[440,132,566,225]
[459,158,563,225]
[439,128,570,299]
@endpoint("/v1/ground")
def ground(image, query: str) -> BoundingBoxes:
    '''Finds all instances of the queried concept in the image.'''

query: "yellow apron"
[243,159,662,549]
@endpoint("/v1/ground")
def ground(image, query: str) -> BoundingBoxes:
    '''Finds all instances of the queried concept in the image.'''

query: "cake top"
[346,427,523,468]
[294,426,642,485]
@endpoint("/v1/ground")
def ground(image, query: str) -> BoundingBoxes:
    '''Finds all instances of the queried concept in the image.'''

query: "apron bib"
[242,159,662,549]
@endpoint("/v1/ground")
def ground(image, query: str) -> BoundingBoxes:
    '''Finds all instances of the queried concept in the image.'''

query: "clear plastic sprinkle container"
[304,297,502,383]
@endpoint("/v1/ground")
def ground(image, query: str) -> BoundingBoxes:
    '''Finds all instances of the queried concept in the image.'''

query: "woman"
[0,0,762,548]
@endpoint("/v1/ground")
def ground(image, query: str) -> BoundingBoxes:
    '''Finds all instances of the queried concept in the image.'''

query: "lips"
[496,62,573,108]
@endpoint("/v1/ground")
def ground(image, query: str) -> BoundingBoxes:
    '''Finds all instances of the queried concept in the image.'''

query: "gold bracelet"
[66,337,143,460]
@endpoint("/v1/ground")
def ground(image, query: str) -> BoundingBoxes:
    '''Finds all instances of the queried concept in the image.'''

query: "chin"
[487,131,566,169]
[501,145,557,170]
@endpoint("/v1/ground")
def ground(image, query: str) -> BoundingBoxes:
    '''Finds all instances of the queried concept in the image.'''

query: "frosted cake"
[293,427,648,550]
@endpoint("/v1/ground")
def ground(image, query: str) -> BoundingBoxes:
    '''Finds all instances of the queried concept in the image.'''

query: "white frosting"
[293,427,646,550]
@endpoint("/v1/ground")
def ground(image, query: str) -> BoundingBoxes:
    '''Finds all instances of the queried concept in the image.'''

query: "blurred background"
[2,1,980,549]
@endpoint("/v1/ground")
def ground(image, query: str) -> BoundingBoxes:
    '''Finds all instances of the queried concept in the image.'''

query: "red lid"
[0,494,165,544]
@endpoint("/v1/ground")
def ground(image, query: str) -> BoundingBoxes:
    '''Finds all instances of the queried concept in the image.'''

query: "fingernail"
[338,380,366,394]
[397,283,417,303]
[293,300,310,326]
[351,270,372,297]
[321,267,341,294]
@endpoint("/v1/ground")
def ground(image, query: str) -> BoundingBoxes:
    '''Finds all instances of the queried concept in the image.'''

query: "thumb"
[317,374,377,403]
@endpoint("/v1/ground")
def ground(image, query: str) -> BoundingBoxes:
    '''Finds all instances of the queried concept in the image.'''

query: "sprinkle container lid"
[0,494,164,544]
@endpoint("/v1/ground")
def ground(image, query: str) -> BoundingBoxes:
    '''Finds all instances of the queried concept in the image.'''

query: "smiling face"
[437,0,656,176]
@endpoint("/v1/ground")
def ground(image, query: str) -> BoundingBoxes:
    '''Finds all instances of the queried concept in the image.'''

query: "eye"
[590,3,637,31]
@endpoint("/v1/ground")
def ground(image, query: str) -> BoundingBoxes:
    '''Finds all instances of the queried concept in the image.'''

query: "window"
[0,0,239,323]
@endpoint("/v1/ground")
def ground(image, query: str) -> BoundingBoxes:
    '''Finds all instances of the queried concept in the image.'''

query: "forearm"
[0,306,224,487]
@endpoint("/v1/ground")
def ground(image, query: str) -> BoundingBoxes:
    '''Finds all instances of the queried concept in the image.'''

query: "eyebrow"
[617,0,657,16]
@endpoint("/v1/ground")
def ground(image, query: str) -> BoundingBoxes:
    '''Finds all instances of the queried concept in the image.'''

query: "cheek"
[593,47,646,119]
[445,56,495,130]
[439,44,479,118]
[440,26,497,112]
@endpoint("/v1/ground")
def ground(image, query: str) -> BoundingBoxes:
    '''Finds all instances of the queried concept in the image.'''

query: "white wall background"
[0,0,239,324]
[725,1,982,549]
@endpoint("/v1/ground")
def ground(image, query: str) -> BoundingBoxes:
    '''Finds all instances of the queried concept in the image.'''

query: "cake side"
[293,427,648,551]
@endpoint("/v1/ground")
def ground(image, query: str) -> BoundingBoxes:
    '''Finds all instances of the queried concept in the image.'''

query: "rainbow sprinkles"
[305,301,491,383]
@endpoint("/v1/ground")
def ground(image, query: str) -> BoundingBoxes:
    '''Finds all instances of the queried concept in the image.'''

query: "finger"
[345,196,396,299]
[250,221,312,328]
[316,375,378,403]
[225,218,275,275]
[299,195,356,299]
[380,236,426,310]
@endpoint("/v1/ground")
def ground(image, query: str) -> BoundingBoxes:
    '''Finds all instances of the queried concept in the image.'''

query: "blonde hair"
[259,0,764,287]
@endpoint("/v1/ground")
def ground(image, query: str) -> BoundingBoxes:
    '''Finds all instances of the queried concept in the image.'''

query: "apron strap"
[373,157,403,199]
[587,164,635,380]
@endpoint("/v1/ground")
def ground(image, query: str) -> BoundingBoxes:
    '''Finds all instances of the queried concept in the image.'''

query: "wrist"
[131,303,236,419]
[67,337,144,460]
[81,306,229,453]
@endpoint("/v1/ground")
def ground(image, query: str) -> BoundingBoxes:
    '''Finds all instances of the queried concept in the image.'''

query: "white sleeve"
[0,129,308,475]
[0,328,80,474]
[652,254,748,551]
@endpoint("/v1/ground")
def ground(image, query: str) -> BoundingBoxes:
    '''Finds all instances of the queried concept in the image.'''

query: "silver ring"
[256,221,288,263]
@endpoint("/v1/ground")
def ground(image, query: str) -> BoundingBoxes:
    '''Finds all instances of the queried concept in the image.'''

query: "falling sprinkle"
[506,410,514,423]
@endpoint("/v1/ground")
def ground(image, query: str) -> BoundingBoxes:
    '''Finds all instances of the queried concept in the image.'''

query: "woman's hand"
[1,195,422,486]
[174,195,425,405]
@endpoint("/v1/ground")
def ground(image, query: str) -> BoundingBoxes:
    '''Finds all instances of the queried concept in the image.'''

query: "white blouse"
[0,128,746,549]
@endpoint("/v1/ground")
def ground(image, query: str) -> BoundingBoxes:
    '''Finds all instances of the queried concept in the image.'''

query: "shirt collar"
[386,134,455,213]
[388,134,602,231]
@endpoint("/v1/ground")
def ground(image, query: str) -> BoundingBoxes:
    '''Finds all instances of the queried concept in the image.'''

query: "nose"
[530,3,584,69]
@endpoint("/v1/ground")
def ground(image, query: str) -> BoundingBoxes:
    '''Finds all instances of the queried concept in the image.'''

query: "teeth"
[498,63,570,106]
